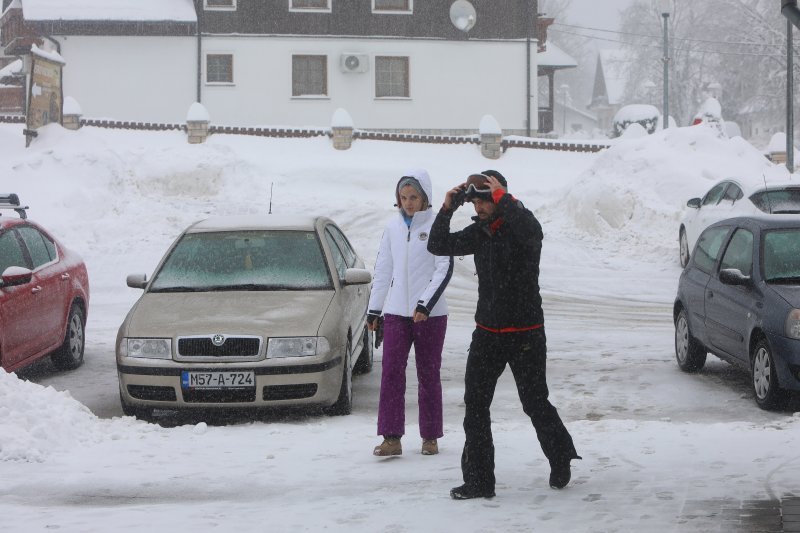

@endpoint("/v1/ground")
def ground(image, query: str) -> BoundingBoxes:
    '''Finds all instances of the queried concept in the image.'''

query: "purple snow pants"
[377,313,447,440]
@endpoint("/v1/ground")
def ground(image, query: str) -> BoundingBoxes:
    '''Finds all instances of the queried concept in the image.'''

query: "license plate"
[181,371,255,389]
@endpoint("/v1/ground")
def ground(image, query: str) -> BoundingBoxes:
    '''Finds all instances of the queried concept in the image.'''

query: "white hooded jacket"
[368,169,453,318]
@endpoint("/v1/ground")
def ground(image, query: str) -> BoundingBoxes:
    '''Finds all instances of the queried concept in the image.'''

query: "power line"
[549,28,790,59]
[552,22,784,48]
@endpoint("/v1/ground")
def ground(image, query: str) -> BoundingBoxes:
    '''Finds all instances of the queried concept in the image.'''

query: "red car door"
[16,226,67,356]
[0,228,50,369]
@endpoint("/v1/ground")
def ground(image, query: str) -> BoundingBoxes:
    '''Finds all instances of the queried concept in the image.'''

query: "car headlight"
[786,310,800,340]
[122,338,172,359]
[267,337,330,358]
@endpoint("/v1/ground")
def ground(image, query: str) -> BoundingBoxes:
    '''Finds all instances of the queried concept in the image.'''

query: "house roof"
[19,0,196,22]
[593,49,631,107]
[538,41,577,69]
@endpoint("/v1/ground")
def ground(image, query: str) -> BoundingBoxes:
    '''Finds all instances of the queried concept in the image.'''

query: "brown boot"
[373,437,402,456]
[421,439,438,455]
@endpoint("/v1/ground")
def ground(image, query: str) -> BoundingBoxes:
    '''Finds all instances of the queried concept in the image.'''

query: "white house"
[1,0,547,135]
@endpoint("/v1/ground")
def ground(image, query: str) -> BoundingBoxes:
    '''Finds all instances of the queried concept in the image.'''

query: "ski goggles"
[464,174,493,196]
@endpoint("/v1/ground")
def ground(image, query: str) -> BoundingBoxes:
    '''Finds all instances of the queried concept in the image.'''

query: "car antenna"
[268,182,274,214]
[763,173,773,214]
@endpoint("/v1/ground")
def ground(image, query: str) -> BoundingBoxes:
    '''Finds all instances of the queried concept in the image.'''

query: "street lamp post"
[658,0,672,128]
[559,83,569,136]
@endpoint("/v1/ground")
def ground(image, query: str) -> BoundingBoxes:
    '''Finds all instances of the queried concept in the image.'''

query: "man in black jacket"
[427,170,580,500]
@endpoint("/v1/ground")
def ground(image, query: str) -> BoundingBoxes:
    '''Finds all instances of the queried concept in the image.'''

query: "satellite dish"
[449,0,476,32]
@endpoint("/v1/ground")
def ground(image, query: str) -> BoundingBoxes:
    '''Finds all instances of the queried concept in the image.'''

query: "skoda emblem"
[419,232,429,241]
[211,334,226,346]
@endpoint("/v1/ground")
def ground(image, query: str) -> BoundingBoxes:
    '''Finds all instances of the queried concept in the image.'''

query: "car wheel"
[679,228,690,267]
[752,339,789,411]
[324,339,353,416]
[353,326,373,375]
[51,304,85,371]
[675,309,706,372]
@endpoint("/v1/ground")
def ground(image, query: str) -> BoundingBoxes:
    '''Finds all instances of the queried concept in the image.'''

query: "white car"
[679,179,800,267]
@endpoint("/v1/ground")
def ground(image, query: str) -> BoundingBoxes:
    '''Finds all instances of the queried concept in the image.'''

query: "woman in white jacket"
[368,169,453,457]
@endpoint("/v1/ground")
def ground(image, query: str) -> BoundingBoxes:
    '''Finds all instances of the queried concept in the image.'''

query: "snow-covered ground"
[1,121,799,532]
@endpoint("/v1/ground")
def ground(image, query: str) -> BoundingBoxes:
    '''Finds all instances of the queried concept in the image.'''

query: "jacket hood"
[396,168,434,211]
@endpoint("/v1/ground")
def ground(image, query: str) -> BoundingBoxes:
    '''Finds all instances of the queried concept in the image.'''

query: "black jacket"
[427,193,544,330]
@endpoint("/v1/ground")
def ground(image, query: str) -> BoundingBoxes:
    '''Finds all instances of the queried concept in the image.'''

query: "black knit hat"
[481,170,508,188]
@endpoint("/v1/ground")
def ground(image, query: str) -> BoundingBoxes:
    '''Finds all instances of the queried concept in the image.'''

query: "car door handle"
[707,290,714,299]
[31,285,42,294]
[61,273,70,280]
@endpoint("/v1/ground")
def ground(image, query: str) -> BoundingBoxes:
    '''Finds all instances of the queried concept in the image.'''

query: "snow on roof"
[20,0,197,22]
[31,44,65,64]
[0,59,23,79]
[538,41,577,69]
[598,49,631,106]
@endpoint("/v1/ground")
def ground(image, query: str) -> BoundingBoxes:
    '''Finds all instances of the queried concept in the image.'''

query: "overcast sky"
[560,0,638,31]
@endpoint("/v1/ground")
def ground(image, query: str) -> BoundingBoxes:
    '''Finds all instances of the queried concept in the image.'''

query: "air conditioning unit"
[340,53,369,73]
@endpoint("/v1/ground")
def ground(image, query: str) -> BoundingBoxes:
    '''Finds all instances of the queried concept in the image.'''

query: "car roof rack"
[0,193,29,219]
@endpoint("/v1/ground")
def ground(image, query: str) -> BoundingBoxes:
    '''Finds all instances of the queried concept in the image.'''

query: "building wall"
[47,34,537,132]
[53,35,197,123]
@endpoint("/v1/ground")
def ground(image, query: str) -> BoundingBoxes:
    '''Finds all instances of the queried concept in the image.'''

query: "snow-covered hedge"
[611,104,660,138]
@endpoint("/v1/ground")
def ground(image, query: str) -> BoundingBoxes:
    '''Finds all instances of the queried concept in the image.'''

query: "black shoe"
[549,463,571,489]
[450,484,495,500]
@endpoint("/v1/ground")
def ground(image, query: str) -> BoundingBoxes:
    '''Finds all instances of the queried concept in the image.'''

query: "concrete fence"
[0,113,611,156]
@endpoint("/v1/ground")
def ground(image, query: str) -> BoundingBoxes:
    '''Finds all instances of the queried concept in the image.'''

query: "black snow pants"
[460,327,579,490]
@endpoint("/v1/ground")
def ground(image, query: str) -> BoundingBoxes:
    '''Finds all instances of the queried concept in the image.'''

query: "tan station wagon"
[116,215,372,420]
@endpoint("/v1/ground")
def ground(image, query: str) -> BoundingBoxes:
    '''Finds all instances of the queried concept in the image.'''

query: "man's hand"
[485,175,505,198]
[443,183,467,211]
[413,311,428,323]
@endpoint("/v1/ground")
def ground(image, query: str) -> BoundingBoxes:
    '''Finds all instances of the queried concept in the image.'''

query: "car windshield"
[763,229,800,284]
[749,188,800,214]
[149,230,332,292]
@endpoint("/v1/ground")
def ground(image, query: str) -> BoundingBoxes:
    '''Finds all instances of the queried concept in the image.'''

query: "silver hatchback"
[116,215,372,420]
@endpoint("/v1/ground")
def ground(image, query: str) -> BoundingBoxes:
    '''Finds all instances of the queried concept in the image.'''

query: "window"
[693,226,730,273]
[750,188,800,214]
[292,55,327,97]
[17,226,55,269]
[150,231,332,291]
[323,231,348,280]
[720,229,753,277]
[206,54,233,84]
[325,226,356,267]
[204,0,236,9]
[764,229,800,282]
[373,0,412,12]
[0,230,27,274]
[721,184,743,203]
[290,0,330,11]
[375,56,409,98]
[701,183,727,207]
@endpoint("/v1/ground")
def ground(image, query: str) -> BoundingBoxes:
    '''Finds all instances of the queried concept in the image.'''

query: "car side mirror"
[126,273,148,289]
[719,268,751,287]
[1,266,33,287]
[344,268,371,285]
[687,198,701,209]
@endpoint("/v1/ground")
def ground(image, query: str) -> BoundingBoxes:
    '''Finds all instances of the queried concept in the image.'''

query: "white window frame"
[291,54,329,98]
[204,0,237,11]
[289,0,332,13]
[205,53,234,85]
[375,56,410,99]
[372,0,412,14]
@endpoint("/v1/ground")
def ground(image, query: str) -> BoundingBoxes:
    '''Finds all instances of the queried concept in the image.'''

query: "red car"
[0,194,89,372]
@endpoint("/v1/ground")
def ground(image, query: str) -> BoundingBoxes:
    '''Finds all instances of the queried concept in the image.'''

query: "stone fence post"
[186,102,210,144]
[479,114,503,159]
[62,96,82,130]
[331,108,354,150]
